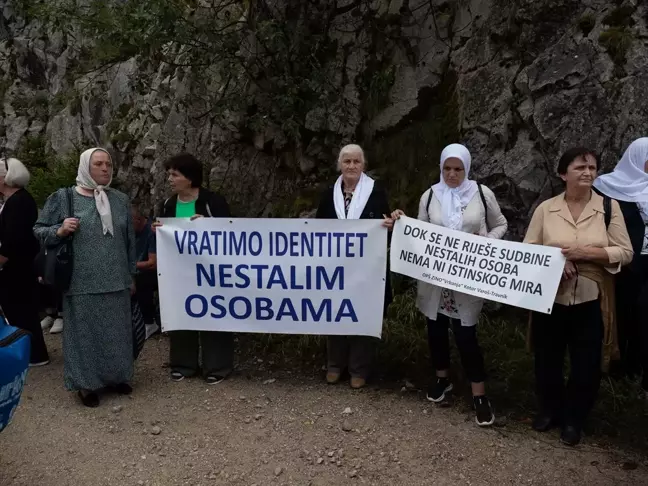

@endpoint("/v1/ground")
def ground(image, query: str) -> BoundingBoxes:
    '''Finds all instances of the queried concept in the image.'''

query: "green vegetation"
[578,13,596,36]
[28,155,78,207]
[602,4,636,28]
[599,26,634,67]
[14,135,78,206]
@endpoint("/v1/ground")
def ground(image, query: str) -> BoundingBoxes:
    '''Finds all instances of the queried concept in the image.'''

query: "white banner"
[390,216,565,314]
[156,218,387,337]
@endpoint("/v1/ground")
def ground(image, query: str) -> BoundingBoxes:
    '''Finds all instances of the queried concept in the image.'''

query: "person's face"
[442,157,466,188]
[131,209,147,232]
[90,151,112,186]
[168,169,192,194]
[340,152,364,184]
[561,154,597,190]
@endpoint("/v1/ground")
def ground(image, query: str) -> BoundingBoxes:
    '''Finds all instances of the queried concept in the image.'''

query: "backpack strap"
[603,195,611,229]
[477,184,491,232]
[426,188,434,221]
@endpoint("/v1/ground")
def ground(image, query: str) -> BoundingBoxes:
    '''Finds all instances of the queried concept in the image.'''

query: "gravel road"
[1,334,646,486]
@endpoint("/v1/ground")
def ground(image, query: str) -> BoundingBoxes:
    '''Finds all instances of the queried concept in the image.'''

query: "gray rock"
[150,426,161,436]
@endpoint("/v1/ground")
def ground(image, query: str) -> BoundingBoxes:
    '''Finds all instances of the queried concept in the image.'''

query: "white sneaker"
[50,318,64,334]
[40,316,54,330]
[145,323,160,340]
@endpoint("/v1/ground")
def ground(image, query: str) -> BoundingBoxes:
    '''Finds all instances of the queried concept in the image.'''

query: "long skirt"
[63,290,133,391]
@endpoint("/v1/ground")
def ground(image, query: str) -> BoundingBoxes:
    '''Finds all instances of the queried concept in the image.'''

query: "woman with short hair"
[35,148,136,407]
[156,153,233,385]
[315,144,392,389]
[524,147,633,445]
[386,143,507,426]
[0,157,49,366]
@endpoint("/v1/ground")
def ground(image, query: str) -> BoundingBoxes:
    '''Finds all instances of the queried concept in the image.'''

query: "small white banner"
[156,218,387,336]
[390,216,565,314]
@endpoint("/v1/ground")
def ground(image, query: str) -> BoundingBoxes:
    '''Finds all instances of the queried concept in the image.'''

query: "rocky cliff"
[1,0,646,236]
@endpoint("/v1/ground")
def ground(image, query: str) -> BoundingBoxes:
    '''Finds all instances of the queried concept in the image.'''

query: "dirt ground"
[1,334,647,486]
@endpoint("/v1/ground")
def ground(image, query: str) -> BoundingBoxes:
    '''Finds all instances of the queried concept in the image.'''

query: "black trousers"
[427,315,486,383]
[0,265,49,363]
[615,257,648,389]
[135,270,158,325]
[39,283,62,315]
[169,331,234,378]
[532,300,603,428]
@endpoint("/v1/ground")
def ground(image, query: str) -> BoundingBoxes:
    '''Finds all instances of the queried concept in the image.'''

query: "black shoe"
[560,425,582,446]
[114,383,133,395]
[473,395,495,426]
[426,377,453,403]
[205,375,225,386]
[170,371,185,382]
[78,390,100,408]
[532,414,560,432]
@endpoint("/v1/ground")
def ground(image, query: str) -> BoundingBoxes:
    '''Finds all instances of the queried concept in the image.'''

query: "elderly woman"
[593,138,648,396]
[156,153,233,385]
[387,143,507,426]
[0,158,49,366]
[524,147,633,446]
[34,148,136,407]
[315,144,392,389]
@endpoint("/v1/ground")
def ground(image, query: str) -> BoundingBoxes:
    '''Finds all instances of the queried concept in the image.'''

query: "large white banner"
[157,218,387,337]
[390,216,565,314]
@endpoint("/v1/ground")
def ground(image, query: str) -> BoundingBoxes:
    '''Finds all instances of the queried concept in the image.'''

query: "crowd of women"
[0,136,647,447]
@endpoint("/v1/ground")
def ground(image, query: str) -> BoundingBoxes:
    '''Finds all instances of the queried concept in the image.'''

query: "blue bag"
[0,315,30,433]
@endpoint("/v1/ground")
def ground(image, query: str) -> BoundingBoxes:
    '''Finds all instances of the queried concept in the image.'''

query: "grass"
[237,285,648,452]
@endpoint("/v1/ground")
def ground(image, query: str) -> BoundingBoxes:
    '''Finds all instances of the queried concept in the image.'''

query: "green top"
[175,199,196,218]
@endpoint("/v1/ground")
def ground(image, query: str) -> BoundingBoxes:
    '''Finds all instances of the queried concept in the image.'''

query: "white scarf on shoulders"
[333,172,374,220]
[76,148,114,235]
[431,143,478,230]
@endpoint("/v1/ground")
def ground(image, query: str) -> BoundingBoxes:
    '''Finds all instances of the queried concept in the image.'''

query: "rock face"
[1,0,647,237]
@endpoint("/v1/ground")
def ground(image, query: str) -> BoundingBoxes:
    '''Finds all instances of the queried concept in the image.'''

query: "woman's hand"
[390,209,405,220]
[382,214,394,229]
[561,245,589,262]
[190,214,204,221]
[151,221,163,233]
[57,218,79,237]
[562,260,577,281]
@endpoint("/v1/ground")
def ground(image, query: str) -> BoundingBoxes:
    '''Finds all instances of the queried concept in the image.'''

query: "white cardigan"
[416,185,508,326]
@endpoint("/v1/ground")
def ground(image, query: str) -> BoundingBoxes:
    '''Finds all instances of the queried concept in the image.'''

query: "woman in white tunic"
[386,143,507,426]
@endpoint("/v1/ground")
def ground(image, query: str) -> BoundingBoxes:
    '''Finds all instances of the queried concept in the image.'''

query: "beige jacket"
[523,191,633,305]
[416,185,508,326]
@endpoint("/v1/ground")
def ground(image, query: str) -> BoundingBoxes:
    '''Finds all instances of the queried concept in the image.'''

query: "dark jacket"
[616,200,644,269]
[315,182,393,311]
[159,188,230,218]
[316,183,390,220]
[0,189,40,274]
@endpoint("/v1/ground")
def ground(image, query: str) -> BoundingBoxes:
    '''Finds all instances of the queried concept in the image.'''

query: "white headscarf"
[432,143,478,230]
[594,138,648,217]
[76,148,114,235]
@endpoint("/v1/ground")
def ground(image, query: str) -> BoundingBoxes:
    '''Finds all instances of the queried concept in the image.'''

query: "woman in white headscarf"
[316,144,392,389]
[34,148,136,408]
[386,143,507,426]
[593,137,648,396]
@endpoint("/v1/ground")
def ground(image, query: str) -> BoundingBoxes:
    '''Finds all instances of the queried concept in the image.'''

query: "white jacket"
[416,185,507,326]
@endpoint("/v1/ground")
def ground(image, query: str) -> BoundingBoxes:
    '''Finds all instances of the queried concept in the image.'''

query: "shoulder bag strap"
[604,196,611,229]
[478,184,490,232]
[426,189,433,221]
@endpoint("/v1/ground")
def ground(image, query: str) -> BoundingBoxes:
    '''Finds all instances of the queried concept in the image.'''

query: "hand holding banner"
[390,216,565,314]
[156,218,387,336]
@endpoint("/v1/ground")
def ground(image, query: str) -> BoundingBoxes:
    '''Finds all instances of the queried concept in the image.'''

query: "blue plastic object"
[0,315,30,433]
